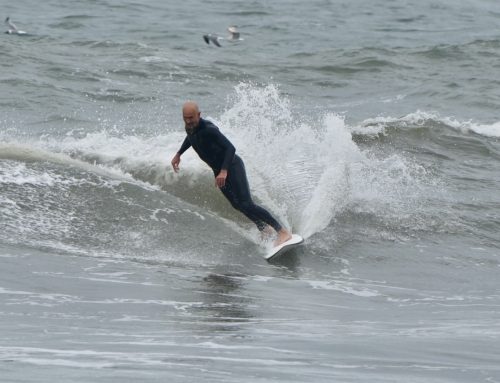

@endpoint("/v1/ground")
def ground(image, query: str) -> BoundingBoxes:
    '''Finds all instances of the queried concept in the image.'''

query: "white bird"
[226,26,242,41]
[5,17,27,35]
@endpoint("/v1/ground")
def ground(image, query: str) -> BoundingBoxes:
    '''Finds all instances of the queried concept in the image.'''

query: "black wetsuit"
[177,118,282,232]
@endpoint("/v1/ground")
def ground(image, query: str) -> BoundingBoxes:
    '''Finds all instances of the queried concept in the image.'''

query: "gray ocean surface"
[1,0,500,382]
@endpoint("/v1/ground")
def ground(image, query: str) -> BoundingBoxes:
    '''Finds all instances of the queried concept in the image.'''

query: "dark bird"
[203,33,222,47]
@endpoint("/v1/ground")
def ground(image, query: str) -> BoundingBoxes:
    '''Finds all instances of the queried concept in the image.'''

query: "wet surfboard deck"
[265,234,304,261]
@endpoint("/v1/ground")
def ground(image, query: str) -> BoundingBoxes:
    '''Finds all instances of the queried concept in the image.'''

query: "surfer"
[171,101,292,246]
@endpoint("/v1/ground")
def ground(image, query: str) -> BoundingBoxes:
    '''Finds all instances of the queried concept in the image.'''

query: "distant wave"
[354,111,500,138]
[412,38,500,59]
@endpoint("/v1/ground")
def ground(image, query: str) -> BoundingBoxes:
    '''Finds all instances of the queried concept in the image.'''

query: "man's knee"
[237,200,254,213]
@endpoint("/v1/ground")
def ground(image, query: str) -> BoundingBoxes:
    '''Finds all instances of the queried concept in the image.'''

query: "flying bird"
[203,33,222,47]
[203,26,242,47]
[226,26,242,41]
[5,17,27,35]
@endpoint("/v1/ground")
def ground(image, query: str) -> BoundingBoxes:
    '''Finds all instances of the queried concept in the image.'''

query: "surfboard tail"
[265,234,304,261]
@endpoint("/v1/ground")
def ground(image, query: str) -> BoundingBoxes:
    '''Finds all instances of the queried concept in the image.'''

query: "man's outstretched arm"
[171,137,191,172]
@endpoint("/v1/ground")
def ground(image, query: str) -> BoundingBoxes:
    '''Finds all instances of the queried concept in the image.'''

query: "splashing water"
[216,83,437,239]
[218,83,364,238]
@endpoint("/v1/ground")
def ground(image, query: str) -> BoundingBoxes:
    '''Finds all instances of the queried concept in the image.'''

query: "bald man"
[171,101,292,246]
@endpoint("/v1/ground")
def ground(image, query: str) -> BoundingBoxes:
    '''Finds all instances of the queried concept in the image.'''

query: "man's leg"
[220,157,292,245]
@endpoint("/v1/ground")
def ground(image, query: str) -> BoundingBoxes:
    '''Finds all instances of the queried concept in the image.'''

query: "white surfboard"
[265,234,304,261]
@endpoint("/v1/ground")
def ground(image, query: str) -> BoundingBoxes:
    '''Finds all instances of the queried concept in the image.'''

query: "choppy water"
[1,0,500,382]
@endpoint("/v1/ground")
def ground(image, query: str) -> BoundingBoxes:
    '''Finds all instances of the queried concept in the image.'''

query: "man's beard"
[185,124,195,135]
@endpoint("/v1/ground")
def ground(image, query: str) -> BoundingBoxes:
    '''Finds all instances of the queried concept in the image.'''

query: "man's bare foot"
[274,228,292,247]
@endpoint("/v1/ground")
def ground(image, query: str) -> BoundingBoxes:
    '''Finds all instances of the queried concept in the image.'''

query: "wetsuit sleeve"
[209,128,236,171]
[177,136,191,155]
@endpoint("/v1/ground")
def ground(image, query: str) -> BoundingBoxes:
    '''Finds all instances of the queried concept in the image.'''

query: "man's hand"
[215,169,228,188]
[171,153,181,173]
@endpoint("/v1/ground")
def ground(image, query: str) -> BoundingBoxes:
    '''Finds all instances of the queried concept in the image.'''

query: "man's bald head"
[182,101,201,134]
[182,101,199,115]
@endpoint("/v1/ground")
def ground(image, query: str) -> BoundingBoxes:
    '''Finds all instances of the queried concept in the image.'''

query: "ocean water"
[1,0,500,382]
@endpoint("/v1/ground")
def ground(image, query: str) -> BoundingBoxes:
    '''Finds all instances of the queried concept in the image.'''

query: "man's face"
[183,108,200,134]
